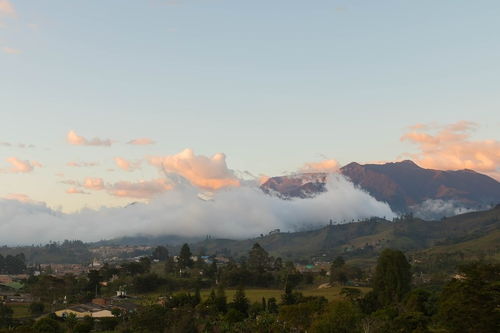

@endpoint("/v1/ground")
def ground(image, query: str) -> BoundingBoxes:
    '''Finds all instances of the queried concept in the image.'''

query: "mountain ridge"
[260,160,500,214]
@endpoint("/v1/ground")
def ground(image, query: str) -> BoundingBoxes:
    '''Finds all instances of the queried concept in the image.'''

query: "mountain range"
[192,204,500,266]
[261,160,500,214]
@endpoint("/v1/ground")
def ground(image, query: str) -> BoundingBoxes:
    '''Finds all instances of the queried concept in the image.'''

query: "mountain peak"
[398,160,419,166]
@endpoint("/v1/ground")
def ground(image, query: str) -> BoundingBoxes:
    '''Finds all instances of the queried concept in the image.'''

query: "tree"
[340,287,362,301]
[404,289,435,316]
[2,254,26,274]
[215,284,228,313]
[29,302,45,315]
[310,300,362,333]
[279,302,319,330]
[164,256,176,274]
[0,303,13,328]
[273,257,283,270]
[372,249,412,306]
[437,262,500,333]
[267,297,278,313]
[231,286,249,316]
[152,246,169,261]
[127,305,169,333]
[139,257,152,272]
[122,261,148,276]
[178,243,193,269]
[133,273,166,293]
[65,313,78,332]
[33,317,64,333]
[332,256,346,269]
[248,243,270,274]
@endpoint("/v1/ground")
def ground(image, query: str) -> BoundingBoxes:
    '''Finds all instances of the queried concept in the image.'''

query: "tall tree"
[215,284,228,313]
[152,246,169,261]
[248,243,270,274]
[178,243,193,269]
[332,256,346,269]
[372,249,412,306]
[0,303,13,329]
[164,256,176,274]
[232,286,249,316]
[438,262,500,333]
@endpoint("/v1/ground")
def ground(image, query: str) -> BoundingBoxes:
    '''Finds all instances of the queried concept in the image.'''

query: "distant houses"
[55,303,113,318]
[55,298,138,318]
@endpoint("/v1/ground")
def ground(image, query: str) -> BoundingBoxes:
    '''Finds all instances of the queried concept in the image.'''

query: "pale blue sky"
[1,0,499,211]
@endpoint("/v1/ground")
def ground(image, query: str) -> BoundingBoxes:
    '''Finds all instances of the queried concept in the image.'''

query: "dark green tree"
[139,256,152,272]
[332,256,346,269]
[29,302,45,315]
[33,317,64,333]
[437,262,500,333]
[231,286,249,316]
[248,243,270,274]
[215,284,227,313]
[0,303,13,328]
[152,246,169,261]
[164,256,176,274]
[267,297,278,313]
[372,249,412,306]
[310,300,362,333]
[178,243,193,269]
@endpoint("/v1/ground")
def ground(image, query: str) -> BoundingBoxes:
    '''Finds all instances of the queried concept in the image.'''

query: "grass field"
[137,285,371,305]
[200,286,371,303]
[9,304,31,318]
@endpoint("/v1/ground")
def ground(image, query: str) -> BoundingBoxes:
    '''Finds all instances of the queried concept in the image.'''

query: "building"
[55,303,113,318]
[55,298,138,318]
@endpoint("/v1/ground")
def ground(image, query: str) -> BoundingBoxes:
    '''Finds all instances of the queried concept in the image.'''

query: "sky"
[1,0,499,213]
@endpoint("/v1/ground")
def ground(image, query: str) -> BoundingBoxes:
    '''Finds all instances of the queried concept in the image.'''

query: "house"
[55,303,113,318]
[0,275,13,284]
[55,298,139,318]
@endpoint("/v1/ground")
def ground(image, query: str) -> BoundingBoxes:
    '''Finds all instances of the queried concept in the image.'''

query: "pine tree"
[232,286,249,315]
[373,248,412,305]
[178,243,193,269]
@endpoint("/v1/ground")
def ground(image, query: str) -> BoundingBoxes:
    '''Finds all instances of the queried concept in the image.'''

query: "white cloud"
[66,187,90,195]
[67,161,99,167]
[114,157,141,171]
[402,121,500,180]
[2,157,42,173]
[107,179,172,199]
[149,148,240,190]
[83,177,105,190]
[0,175,396,244]
[127,138,155,145]
[300,159,340,173]
[67,130,113,147]
[2,47,21,54]
[0,0,15,17]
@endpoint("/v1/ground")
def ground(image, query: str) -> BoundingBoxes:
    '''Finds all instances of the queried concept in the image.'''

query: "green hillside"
[192,205,500,266]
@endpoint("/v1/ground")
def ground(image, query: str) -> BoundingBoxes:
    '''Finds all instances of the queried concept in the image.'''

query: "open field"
[10,304,30,318]
[137,285,371,305]
[198,286,371,303]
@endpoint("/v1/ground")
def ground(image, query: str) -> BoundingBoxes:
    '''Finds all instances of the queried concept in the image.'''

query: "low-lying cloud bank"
[0,175,395,245]
[411,199,479,220]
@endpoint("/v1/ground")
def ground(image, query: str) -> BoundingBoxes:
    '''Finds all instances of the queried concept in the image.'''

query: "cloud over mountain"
[107,179,172,199]
[149,149,240,190]
[0,174,395,245]
[401,121,500,180]
[300,159,340,173]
